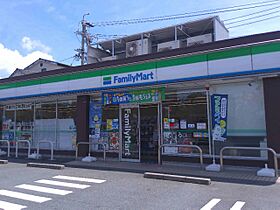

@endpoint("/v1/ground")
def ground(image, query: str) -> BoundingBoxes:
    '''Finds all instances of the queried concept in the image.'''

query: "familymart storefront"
[0,37,279,166]
[89,86,210,163]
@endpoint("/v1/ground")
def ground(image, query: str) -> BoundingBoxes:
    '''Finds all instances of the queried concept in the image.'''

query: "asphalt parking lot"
[0,162,280,210]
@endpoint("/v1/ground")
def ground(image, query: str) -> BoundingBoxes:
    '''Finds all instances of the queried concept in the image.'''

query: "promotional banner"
[102,88,165,105]
[89,100,102,141]
[211,94,228,141]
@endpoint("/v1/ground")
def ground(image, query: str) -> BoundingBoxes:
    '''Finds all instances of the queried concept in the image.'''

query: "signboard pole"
[206,90,215,164]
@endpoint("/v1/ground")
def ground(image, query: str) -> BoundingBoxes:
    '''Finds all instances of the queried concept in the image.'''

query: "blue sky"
[0,0,280,78]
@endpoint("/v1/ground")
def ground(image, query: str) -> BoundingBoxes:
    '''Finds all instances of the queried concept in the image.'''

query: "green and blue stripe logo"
[103,76,112,85]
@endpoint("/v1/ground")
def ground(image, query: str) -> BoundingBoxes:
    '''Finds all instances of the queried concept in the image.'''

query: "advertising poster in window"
[211,94,228,141]
[89,100,102,141]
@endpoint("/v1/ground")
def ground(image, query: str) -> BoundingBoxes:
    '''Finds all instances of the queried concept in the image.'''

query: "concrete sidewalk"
[4,155,279,186]
[65,159,279,186]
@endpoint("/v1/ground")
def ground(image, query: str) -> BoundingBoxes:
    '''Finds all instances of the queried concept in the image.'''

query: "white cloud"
[0,43,54,78]
[46,6,55,13]
[21,36,51,53]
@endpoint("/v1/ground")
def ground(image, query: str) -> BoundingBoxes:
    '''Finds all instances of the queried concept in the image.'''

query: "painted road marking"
[53,175,106,183]
[200,198,221,210]
[0,190,51,203]
[0,200,27,210]
[15,184,73,195]
[230,201,246,210]
[35,179,90,189]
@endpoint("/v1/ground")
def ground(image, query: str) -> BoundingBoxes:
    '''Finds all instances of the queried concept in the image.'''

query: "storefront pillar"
[76,95,90,156]
[263,77,280,167]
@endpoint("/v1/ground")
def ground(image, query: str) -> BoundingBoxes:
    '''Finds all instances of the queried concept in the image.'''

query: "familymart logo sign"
[103,71,156,86]
[103,76,112,85]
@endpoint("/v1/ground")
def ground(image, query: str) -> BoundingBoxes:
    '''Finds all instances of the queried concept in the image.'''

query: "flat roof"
[97,16,226,50]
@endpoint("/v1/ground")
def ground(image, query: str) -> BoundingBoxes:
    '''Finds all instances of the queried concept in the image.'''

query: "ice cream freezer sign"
[211,94,228,141]
[102,70,156,87]
[102,88,165,105]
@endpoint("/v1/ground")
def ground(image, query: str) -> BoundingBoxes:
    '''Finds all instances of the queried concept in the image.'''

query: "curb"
[0,160,8,164]
[27,162,65,170]
[144,172,211,185]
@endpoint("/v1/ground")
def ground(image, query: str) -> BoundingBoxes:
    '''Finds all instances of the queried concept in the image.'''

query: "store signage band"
[211,94,228,142]
[102,88,165,105]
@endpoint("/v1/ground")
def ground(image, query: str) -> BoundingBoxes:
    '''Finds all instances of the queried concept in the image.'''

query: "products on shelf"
[2,120,33,141]
[162,119,208,154]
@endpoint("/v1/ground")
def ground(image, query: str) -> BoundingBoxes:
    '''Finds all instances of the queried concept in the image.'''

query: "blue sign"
[211,94,228,141]
[102,71,155,86]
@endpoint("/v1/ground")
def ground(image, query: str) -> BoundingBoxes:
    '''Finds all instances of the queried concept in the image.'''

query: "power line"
[59,56,76,63]
[95,34,127,37]
[224,4,280,22]
[94,0,279,25]
[227,14,280,28]
[226,8,280,25]
[93,0,280,26]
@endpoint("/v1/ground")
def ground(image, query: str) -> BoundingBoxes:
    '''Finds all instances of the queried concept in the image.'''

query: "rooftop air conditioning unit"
[157,40,182,52]
[101,55,118,62]
[187,33,212,47]
[126,39,151,57]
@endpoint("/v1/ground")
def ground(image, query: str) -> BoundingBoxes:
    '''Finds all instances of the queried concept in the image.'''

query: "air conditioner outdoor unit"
[187,33,212,47]
[126,39,151,57]
[101,55,118,62]
[157,40,182,52]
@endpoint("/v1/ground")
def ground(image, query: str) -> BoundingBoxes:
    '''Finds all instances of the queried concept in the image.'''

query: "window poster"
[106,119,113,131]
[180,120,187,129]
[112,119,119,130]
[188,124,195,129]
[163,118,170,129]
[89,100,102,141]
[108,132,119,150]
[197,122,207,130]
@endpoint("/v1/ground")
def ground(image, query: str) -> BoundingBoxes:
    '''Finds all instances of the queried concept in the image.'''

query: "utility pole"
[76,13,94,65]
[81,14,88,65]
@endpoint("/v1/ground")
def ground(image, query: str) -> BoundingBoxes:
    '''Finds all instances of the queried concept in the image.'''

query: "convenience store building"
[0,29,280,166]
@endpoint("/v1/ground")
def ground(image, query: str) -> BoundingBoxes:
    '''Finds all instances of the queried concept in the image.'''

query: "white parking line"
[53,175,106,183]
[35,179,90,189]
[15,184,73,195]
[0,200,27,210]
[0,190,51,203]
[230,201,246,210]
[200,198,221,210]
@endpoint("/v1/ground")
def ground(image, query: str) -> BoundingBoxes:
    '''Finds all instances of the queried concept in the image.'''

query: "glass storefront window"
[15,103,34,143]
[162,91,209,155]
[2,105,16,143]
[100,105,120,152]
[88,95,120,153]
[211,81,267,159]
[57,100,77,150]
[34,102,56,148]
